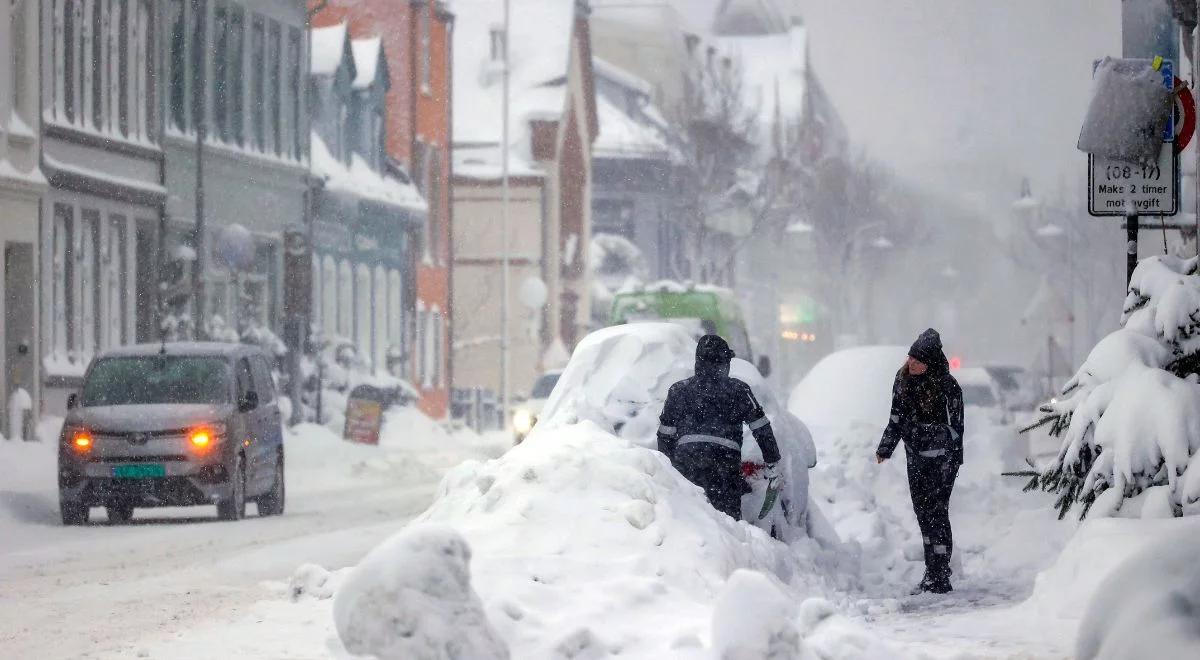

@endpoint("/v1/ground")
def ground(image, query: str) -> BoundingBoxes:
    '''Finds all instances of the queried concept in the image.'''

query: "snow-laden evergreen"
[1025,255,1200,518]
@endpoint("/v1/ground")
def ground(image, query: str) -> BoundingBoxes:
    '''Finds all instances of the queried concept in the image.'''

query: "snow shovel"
[757,473,782,520]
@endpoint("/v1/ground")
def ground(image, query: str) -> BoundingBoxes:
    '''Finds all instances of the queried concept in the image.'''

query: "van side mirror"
[756,356,772,378]
[67,393,79,410]
[238,390,259,412]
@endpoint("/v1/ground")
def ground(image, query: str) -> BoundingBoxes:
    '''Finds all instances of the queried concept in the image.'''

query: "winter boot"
[927,574,953,594]
[910,573,934,595]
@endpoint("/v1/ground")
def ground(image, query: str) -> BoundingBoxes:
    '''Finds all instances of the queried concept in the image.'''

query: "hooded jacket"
[876,329,965,465]
[657,336,782,464]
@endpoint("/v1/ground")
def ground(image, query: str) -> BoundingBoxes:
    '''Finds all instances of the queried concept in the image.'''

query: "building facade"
[158,0,309,347]
[0,0,47,436]
[450,0,597,398]
[310,0,453,417]
[39,0,164,413]
[308,23,426,381]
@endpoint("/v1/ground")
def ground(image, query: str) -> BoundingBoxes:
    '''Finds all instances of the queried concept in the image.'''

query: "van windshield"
[82,356,231,406]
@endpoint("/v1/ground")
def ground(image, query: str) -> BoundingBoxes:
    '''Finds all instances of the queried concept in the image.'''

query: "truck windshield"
[82,356,231,406]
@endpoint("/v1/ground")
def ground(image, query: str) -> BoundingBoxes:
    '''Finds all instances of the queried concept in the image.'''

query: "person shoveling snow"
[657,335,783,522]
[875,328,965,595]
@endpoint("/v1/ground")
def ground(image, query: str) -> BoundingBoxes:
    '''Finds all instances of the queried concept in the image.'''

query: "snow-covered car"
[58,342,286,525]
[536,323,816,538]
[955,366,1010,424]
[511,370,562,444]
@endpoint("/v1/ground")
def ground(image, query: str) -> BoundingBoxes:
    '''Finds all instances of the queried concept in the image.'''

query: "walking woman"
[875,329,965,594]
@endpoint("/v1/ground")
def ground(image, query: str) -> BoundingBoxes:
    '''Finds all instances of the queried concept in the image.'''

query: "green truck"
[609,285,770,376]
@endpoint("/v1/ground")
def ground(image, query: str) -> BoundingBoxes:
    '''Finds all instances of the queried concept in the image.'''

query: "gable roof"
[350,37,389,91]
[311,23,353,78]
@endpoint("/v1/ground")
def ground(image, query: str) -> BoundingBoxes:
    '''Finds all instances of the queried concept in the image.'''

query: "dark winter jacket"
[876,329,965,465]
[657,335,782,464]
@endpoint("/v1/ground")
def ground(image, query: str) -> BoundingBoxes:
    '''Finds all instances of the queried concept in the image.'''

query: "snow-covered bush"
[333,524,509,660]
[1024,256,1200,518]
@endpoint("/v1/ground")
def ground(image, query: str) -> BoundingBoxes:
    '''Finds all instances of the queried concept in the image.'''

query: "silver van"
[58,343,285,524]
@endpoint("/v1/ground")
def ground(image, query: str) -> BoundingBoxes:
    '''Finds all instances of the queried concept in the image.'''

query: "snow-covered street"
[0,416,506,659]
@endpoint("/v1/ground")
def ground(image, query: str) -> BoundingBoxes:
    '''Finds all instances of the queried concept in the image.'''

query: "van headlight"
[513,409,536,435]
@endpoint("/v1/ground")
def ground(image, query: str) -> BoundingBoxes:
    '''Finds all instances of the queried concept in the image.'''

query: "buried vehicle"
[58,343,285,525]
[534,323,817,538]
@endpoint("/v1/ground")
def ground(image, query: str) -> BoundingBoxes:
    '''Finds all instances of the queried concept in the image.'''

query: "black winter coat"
[657,360,781,464]
[876,367,965,466]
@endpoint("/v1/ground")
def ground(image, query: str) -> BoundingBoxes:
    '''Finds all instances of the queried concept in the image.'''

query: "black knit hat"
[696,334,735,363]
[908,328,945,367]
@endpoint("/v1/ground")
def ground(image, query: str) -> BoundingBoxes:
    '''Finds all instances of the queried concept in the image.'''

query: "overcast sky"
[795,0,1122,214]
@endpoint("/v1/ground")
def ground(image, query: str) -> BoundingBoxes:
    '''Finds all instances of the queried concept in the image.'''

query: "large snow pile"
[540,323,818,536]
[1022,516,1200,658]
[1026,255,1200,519]
[333,525,509,660]
[1073,519,1200,659]
[412,422,875,658]
[319,323,884,658]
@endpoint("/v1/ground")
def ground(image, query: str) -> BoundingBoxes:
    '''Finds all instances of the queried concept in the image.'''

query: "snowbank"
[1073,519,1200,659]
[333,525,509,660]
[411,422,868,658]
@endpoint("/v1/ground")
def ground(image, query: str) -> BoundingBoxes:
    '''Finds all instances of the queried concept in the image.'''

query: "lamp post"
[500,0,511,430]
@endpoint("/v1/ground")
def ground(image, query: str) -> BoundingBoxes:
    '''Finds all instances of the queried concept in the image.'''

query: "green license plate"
[112,464,166,478]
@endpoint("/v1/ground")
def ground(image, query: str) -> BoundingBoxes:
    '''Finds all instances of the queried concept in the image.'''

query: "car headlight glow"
[513,409,536,435]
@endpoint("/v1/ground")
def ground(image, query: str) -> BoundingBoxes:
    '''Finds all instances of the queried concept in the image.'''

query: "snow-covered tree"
[1022,255,1200,519]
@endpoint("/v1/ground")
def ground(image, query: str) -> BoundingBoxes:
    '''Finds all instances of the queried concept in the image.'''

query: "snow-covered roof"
[717,24,808,133]
[452,143,544,181]
[452,0,577,173]
[311,23,351,77]
[311,133,427,212]
[594,95,672,160]
[350,37,384,90]
[593,57,653,97]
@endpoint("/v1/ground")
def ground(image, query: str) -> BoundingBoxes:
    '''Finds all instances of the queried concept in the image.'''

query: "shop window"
[355,264,371,366]
[168,0,186,130]
[373,266,387,373]
[338,259,352,338]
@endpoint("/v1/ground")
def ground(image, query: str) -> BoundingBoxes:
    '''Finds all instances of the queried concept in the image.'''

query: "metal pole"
[500,0,511,430]
[1122,0,1177,286]
[193,114,207,338]
[1194,0,1199,256]
[1127,214,1139,285]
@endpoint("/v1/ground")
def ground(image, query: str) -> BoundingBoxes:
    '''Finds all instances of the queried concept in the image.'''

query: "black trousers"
[673,444,746,520]
[906,453,959,581]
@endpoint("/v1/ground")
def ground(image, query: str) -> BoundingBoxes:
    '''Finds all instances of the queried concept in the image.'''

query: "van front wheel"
[217,454,246,521]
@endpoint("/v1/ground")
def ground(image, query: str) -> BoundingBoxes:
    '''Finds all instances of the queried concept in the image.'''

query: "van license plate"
[112,464,166,478]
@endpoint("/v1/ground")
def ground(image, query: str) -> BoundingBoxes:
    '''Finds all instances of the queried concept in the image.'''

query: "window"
[251,15,265,149]
[373,266,387,372]
[75,209,99,363]
[252,356,277,403]
[235,358,254,399]
[11,0,27,120]
[229,6,245,145]
[432,309,443,387]
[418,4,431,90]
[417,306,428,386]
[338,259,352,337]
[428,150,442,262]
[387,269,402,366]
[355,264,371,365]
[322,255,337,336]
[63,0,77,123]
[52,205,74,360]
[190,0,207,132]
[90,0,102,128]
[311,256,322,336]
[117,0,129,136]
[269,21,282,155]
[102,215,127,349]
[168,0,185,129]
[288,27,302,159]
[213,2,229,140]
